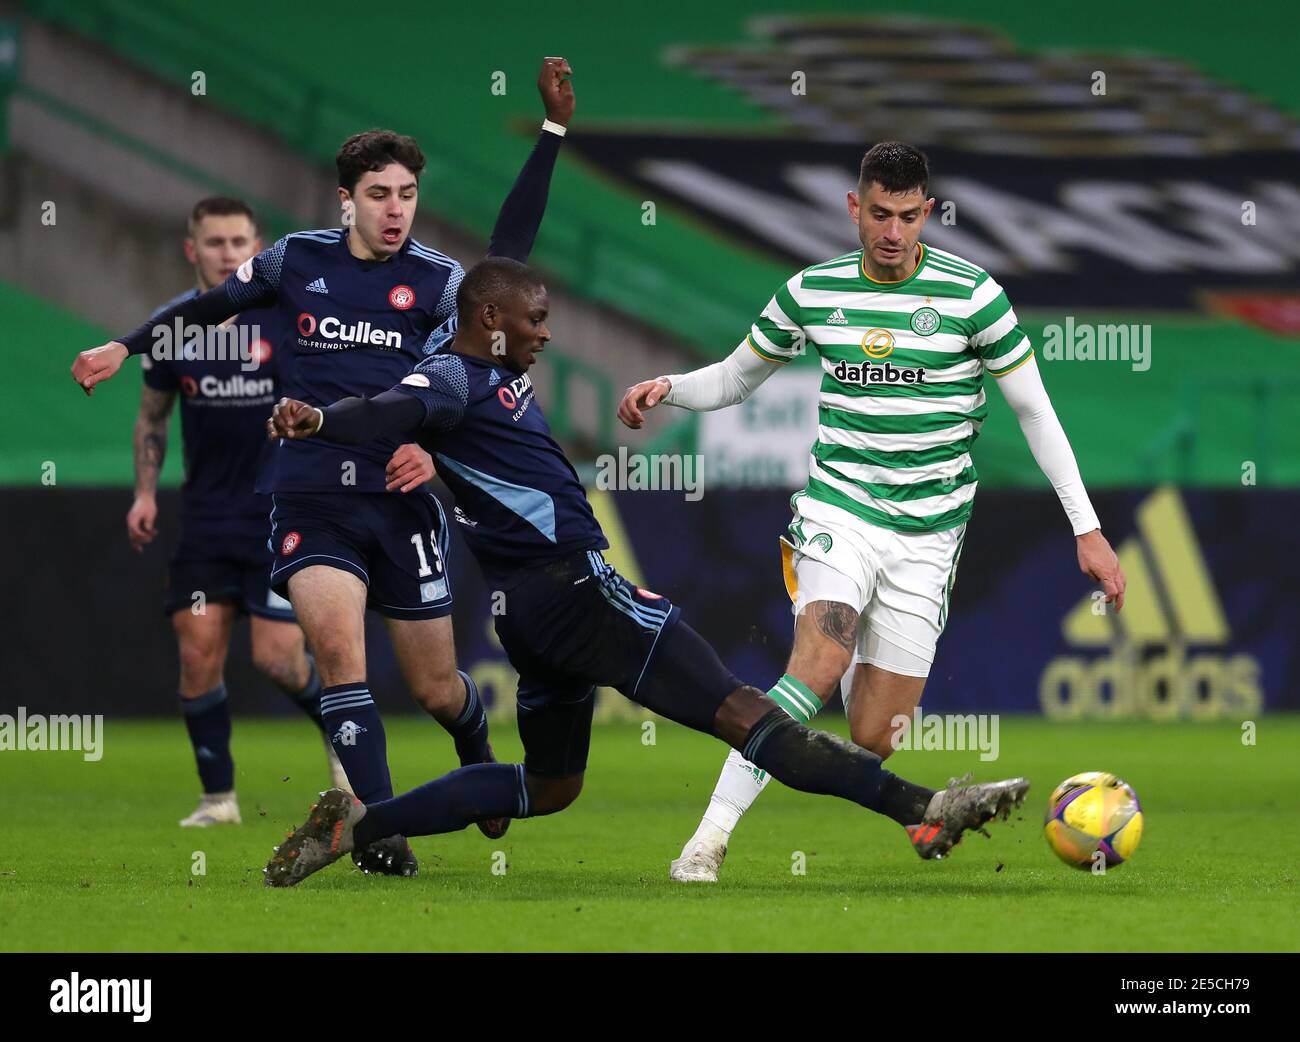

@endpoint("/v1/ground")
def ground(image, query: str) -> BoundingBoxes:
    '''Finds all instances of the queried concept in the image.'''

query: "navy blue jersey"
[224,229,462,493]
[118,130,565,493]
[390,353,607,581]
[142,289,280,536]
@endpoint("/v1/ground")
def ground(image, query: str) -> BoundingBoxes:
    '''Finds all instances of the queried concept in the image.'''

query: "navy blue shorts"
[165,524,295,621]
[268,491,453,620]
[494,550,738,777]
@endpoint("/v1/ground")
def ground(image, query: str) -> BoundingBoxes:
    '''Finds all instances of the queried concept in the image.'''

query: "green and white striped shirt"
[748,243,1033,534]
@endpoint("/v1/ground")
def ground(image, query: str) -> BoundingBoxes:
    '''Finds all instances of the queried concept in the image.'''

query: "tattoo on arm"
[810,600,859,654]
[133,386,176,495]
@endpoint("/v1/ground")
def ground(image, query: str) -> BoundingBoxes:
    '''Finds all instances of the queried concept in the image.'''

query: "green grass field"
[2,716,1296,952]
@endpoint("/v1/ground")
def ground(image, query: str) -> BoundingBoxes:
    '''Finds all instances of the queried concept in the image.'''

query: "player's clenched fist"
[618,376,672,429]
[268,397,323,440]
[72,341,129,396]
[538,56,575,126]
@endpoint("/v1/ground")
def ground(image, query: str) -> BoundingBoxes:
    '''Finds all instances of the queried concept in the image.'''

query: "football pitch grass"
[2,715,1296,952]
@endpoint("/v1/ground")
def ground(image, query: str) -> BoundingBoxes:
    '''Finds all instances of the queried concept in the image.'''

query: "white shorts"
[779,495,966,679]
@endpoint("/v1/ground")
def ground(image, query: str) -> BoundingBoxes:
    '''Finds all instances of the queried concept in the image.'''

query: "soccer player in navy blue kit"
[129,196,376,826]
[261,258,1032,887]
[73,58,577,875]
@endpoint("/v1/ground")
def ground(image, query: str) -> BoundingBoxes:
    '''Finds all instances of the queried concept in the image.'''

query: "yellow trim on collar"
[860,243,926,285]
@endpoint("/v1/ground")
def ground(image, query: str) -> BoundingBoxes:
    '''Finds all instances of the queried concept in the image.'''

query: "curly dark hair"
[336,129,426,194]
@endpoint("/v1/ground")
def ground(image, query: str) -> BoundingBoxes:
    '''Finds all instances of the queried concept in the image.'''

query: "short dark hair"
[336,129,426,194]
[457,257,545,323]
[858,142,930,196]
[188,195,256,234]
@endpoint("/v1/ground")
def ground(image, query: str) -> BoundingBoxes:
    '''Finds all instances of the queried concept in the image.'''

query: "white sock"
[700,747,772,836]
[693,673,823,841]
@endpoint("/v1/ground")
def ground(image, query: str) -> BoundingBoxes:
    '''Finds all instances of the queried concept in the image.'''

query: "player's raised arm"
[71,240,283,395]
[416,61,572,353]
[486,57,574,262]
[992,353,1126,611]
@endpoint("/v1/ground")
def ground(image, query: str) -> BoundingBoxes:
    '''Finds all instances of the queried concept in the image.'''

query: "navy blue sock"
[742,707,935,826]
[181,685,234,793]
[320,684,392,803]
[354,763,528,848]
[445,670,490,765]
[282,656,325,732]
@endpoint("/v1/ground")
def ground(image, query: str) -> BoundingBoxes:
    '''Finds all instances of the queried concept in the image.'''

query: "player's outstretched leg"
[636,619,1028,861]
[718,692,1028,860]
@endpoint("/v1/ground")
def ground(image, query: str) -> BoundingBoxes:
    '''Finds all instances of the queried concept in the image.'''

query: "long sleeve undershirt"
[315,352,470,444]
[487,129,562,261]
[662,339,778,410]
[314,390,426,446]
[994,355,1099,535]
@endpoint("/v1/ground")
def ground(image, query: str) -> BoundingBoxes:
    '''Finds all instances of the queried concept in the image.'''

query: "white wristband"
[541,119,567,137]
[312,408,324,436]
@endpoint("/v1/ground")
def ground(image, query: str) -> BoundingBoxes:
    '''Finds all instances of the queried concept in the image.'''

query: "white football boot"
[669,821,729,882]
[179,790,242,827]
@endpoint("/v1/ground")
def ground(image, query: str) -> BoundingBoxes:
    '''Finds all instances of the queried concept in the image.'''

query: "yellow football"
[1044,771,1144,870]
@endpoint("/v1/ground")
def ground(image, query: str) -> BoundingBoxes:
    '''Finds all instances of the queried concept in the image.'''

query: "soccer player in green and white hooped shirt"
[619,142,1128,882]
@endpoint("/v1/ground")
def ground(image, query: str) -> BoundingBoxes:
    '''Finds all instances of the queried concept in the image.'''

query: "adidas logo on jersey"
[306,278,329,294]
[833,358,926,385]
[825,307,848,325]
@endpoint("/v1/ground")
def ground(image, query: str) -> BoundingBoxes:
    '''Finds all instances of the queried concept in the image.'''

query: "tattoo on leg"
[810,601,858,654]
